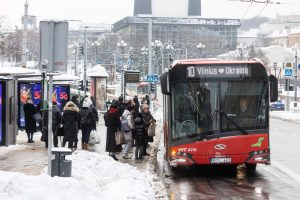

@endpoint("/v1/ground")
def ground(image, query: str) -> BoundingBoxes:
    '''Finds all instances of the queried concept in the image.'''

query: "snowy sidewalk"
[0,108,168,200]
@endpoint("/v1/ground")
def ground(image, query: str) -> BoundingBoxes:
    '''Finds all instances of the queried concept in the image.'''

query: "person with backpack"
[133,113,146,160]
[121,105,134,159]
[79,98,96,150]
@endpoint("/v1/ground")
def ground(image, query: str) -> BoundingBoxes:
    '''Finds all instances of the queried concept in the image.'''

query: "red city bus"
[160,59,278,171]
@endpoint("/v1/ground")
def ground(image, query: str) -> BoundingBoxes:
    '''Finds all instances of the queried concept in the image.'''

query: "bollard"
[51,147,72,177]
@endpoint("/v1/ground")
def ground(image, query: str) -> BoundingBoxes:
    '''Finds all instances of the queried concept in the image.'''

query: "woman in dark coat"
[104,102,121,161]
[61,101,80,149]
[133,113,146,160]
[133,95,140,119]
[23,97,37,143]
[141,104,156,156]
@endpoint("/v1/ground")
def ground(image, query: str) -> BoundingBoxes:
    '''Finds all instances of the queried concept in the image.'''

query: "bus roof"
[171,58,265,68]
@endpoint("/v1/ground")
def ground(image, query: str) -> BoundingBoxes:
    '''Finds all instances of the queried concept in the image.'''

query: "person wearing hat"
[79,98,96,150]
[141,104,156,156]
[104,101,121,161]
[61,101,80,149]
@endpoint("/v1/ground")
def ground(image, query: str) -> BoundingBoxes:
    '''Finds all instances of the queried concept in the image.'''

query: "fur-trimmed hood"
[63,101,79,112]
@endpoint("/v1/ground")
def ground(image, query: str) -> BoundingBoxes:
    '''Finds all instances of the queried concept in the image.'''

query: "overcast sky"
[1,0,300,29]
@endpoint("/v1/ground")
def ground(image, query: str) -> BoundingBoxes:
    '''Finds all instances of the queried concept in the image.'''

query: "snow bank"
[0,144,26,156]
[0,151,155,200]
[270,111,300,124]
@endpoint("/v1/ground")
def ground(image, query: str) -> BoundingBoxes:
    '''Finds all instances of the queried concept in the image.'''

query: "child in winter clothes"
[133,113,147,160]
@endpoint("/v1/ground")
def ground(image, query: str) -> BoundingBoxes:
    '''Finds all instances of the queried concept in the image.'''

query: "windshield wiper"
[187,130,214,140]
[220,111,248,135]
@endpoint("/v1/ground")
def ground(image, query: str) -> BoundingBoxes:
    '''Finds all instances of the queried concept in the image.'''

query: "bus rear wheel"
[246,163,257,174]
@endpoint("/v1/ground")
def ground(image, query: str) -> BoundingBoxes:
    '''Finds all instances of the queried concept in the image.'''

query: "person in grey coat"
[122,105,134,159]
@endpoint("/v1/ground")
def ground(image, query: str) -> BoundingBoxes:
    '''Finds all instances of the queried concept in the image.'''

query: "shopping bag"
[40,127,48,142]
[89,130,100,144]
[148,123,156,137]
[115,131,125,145]
[56,124,64,136]
[34,113,42,122]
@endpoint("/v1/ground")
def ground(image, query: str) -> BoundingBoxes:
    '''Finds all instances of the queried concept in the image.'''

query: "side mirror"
[269,75,278,102]
[160,72,170,95]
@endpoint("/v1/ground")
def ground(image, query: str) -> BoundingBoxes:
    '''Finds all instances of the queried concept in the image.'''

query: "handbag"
[148,123,156,137]
[56,124,64,136]
[34,113,42,122]
[41,127,48,142]
[115,131,125,145]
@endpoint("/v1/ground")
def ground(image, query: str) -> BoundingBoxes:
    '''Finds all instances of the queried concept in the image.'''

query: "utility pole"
[83,26,88,96]
[148,19,152,97]
[21,0,29,68]
[294,47,298,108]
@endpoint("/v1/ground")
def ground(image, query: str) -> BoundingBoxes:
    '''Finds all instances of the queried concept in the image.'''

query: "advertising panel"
[18,82,70,128]
[0,83,3,144]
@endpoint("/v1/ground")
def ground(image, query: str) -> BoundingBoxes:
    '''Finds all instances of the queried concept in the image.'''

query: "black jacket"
[133,116,146,146]
[62,106,80,142]
[42,106,62,132]
[79,107,96,130]
[23,103,37,133]
[104,108,121,152]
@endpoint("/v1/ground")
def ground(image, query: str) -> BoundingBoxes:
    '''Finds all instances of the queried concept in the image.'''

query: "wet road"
[159,118,300,200]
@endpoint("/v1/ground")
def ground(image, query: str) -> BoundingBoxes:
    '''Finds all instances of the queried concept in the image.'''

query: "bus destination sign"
[186,65,251,78]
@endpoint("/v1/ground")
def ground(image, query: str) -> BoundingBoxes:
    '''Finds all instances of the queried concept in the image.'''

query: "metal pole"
[294,48,298,108]
[287,79,290,111]
[83,27,88,96]
[148,20,152,96]
[74,47,77,76]
[161,48,164,74]
[148,20,152,75]
[47,74,53,175]
[121,48,124,100]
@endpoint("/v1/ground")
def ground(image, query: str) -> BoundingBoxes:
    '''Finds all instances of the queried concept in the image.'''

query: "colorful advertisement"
[18,82,70,128]
[0,83,3,144]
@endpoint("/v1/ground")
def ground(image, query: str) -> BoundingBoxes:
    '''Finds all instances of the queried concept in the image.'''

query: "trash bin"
[51,148,72,177]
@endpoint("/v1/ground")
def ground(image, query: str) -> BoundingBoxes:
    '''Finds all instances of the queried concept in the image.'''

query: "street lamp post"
[83,26,88,96]
[165,42,174,69]
[293,47,298,108]
[91,41,100,64]
[117,40,127,100]
[196,42,206,58]
[141,47,148,79]
[152,40,162,74]
[237,43,246,60]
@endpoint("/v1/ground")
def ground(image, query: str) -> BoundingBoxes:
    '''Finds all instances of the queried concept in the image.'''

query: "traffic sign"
[298,64,300,70]
[284,68,293,77]
[146,74,158,82]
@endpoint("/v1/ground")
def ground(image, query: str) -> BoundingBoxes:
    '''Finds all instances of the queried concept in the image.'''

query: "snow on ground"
[0,150,155,200]
[0,144,26,156]
[270,110,300,124]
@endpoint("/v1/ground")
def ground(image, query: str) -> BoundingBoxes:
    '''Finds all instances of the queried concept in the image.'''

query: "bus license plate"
[211,157,232,164]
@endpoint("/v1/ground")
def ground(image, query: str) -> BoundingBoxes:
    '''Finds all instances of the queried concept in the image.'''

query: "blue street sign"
[284,68,293,77]
[298,64,300,70]
[146,75,158,82]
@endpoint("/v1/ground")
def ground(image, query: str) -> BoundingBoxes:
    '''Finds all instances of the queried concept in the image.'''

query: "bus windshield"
[172,81,267,140]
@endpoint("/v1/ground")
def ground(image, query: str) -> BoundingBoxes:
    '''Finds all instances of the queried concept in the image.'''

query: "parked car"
[270,100,285,111]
